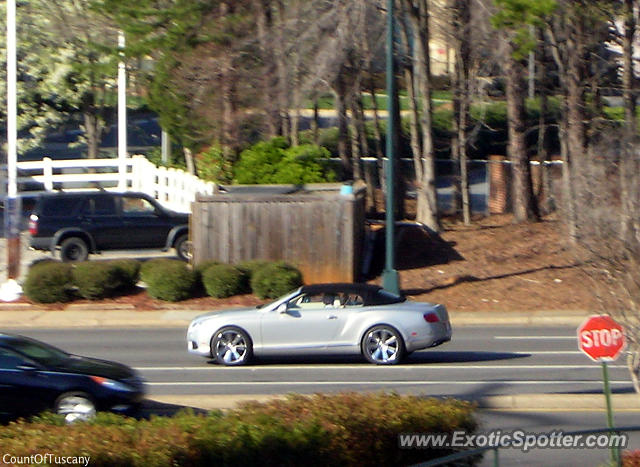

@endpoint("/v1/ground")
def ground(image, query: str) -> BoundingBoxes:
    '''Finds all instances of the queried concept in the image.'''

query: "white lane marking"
[495,336,575,340]
[136,364,626,371]
[147,380,631,386]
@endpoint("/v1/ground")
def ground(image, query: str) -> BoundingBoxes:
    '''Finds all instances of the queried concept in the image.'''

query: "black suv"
[29,191,190,262]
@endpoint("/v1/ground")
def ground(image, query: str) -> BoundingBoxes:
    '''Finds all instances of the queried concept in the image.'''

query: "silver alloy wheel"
[213,328,250,365]
[55,394,96,423]
[363,326,403,364]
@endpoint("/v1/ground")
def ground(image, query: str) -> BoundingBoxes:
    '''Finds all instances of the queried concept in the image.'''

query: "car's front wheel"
[211,327,253,366]
[361,325,405,365]
[59,237,89,262]
[54,392,96,423]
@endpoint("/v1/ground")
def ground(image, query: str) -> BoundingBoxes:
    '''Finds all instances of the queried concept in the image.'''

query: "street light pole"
[1,0,23,301]
[117,31,127,191]
[382,0,399,294]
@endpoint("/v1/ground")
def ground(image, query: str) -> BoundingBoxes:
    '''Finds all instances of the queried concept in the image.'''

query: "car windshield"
[9,338,69,366]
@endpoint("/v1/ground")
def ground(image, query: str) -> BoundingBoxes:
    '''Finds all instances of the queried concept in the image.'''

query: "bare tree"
[573,134,640,393]
[400,0,440,231]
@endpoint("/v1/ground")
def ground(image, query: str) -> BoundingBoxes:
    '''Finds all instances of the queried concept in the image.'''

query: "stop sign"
[577,315,627,362]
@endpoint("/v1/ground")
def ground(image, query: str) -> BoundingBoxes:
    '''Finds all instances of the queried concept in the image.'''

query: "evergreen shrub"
[201,264,244,298]
[141,259,196,302]
[251,261,303,299]
[24,262,73,303]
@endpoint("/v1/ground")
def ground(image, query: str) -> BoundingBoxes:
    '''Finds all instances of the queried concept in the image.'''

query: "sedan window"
[0,348,30,370]
[290,293,338,309]
[8,339,69,366]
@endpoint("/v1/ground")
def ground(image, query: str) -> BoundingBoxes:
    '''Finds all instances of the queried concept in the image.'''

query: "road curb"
[147,393,640,412]
[0,306,595,328]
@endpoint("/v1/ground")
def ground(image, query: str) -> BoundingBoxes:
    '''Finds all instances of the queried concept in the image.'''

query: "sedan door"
[259,292,343,354]
[0,348,51,416]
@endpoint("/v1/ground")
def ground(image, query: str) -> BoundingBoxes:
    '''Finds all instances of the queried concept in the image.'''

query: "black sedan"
[0,334,145,422]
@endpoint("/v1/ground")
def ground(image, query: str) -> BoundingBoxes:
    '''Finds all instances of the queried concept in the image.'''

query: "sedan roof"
[299,283,406,305]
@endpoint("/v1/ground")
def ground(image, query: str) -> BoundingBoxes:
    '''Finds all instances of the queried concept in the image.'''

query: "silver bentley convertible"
[186,283,451,365]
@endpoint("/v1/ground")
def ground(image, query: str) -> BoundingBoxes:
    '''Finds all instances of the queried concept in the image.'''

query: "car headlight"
[189,320,203,332]
[90,376,135,392]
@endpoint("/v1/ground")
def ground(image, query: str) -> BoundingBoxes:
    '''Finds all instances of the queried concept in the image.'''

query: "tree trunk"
[368,84,386,195]
[621,0,637,244]
[505,52,539,223]
[407,0,439,231]
[452,0,471,225]
[83,112,102,160]
[536,29,553,214]
[334,80,353,178]
[311,95,320,146]
[274,1,290,141]
[253,0,279,138]
[183,147,196,176]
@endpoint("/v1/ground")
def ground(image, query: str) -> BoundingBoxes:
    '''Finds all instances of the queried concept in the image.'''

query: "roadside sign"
[577,314,626,362]
[577,314,627,466]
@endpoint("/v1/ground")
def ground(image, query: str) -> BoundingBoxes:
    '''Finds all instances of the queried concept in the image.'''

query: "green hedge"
[141,259,197,302]
[201,264,245,298]
[72,262,123,300]
[251,261,303,299]
[0,393,477,467]
[233,137,335,184]
[23,262,73,303]
[71,260,140,300]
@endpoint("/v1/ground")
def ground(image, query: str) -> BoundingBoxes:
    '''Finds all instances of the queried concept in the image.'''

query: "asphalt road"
[6,324,640,466]
[8,324,634,397]
[477,410,640,467]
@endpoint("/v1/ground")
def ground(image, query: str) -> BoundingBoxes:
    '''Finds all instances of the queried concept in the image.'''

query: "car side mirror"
[277,303,288,314]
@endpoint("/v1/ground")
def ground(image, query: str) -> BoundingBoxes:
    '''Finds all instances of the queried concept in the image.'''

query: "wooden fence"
[191,186,366,283]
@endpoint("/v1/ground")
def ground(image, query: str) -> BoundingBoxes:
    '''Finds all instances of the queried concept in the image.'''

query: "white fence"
[1,155,217,213]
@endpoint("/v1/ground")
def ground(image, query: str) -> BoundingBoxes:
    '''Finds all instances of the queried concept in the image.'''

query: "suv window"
[82,195,117,216]
[122,196,157,216]
[41,197,84,217]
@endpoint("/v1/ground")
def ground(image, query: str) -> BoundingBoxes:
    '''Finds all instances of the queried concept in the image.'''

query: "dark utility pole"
[382,0,399,294]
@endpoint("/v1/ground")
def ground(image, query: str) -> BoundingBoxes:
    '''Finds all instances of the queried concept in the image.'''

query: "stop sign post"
[577,314,627,466]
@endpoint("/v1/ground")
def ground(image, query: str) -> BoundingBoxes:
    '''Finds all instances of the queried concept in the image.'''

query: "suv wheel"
[175,234,192,262]
[60,237,89,262]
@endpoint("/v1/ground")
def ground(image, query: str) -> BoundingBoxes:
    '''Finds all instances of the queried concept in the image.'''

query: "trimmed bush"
[233,137,335,184]
[251,261,303,299]
[108,259,141,290]
[141,259,196,302]
[0,393,477,467]
[236,260,270,292]
[72,262,122,300]
[72,260,140,300]
[24,262,73,303]
[194,260,221,278]
[201,264,244,298]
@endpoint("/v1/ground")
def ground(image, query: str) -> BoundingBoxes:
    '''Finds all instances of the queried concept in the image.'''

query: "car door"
[259,292,343,354]
[81,194,125,249]
[120,194,172,248]
[0,348,50,416]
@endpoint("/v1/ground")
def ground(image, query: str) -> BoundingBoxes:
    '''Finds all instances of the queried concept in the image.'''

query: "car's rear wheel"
[211,327,252,366]
[60,237,89,262]
[175,234,191,262]
[54,392,96,423]
[361,325,405,365]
